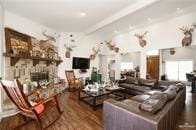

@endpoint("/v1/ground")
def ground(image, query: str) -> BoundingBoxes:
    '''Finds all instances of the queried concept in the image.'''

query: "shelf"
[3,53,63,66]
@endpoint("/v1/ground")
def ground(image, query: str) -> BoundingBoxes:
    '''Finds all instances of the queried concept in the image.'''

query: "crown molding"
[85,0,160,35]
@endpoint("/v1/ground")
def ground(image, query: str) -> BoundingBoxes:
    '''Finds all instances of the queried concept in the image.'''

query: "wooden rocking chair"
[0,79,63,130]
[65,70,83,91]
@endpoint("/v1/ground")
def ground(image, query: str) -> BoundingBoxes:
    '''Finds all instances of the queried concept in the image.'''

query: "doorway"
[147,55,160,80]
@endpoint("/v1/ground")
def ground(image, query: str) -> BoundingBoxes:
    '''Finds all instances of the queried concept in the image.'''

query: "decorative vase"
[23,84,30,94]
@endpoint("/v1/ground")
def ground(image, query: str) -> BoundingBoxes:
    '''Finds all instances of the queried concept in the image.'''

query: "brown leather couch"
[103,81,186,130]
[118,77,179,95]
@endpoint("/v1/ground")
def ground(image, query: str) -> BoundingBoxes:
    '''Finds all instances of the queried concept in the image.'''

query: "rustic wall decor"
[179,23,196,47]
[64,44,76,58]
[90,46,100,60]
[105,40,119,53]
[5,28,32,55]
[134,31,148,47]
[169,48,175,55]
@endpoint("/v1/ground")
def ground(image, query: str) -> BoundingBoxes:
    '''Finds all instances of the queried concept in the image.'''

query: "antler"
[134,34,140,38]
[142,31,148,37]
[43,30,61,42]
[180,26,190,32]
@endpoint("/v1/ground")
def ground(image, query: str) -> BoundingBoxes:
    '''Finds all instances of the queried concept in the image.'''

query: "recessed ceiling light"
[80,12,86,16]
[129,26,133,29]
[177,8,180,11]
[148,18,152,21]
[114,30,119,34]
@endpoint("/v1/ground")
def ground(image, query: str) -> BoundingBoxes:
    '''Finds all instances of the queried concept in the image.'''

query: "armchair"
[65,70,83,91]
[0,79,63,130]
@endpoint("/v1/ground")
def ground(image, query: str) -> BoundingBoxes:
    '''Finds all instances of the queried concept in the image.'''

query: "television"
[72,57,90,69]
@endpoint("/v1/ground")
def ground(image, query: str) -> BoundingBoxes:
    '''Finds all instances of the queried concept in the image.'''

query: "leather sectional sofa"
[103,78,186,130]
[117,77,179,95]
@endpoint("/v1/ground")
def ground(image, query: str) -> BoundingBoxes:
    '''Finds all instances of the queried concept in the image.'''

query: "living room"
[0,0,196,130]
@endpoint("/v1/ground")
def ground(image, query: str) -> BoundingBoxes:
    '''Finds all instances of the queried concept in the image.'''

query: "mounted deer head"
[170,48,175,55]
[64,44,76,58]
[40,30,60,44]
[180,23,196,46]
[105,40,116,50]
[105,40,119,53]
[134,31,148,47]
[90,46,100,60]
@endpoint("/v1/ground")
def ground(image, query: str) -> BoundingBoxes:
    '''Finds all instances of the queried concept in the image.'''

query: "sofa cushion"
[158,80,180,86]
[163,86,177,100]
[144,90,162,95]
[139,78,157,87]
[131,94,151,103]
[139,92,168,114]
[125,77,138,84]
[119,83,151,92]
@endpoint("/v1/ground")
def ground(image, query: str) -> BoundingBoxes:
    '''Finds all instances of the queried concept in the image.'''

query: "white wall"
[112,11,196,78]
[121,52,140,69]
[57,32,102,79]
[0,2,4,121]
[4,11,56,40]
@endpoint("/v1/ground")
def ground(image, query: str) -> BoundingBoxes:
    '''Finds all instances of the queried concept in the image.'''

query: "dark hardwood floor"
[0,87,195,130]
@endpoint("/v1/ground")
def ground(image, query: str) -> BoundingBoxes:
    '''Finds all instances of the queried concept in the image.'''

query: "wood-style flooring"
[0,87,195,130]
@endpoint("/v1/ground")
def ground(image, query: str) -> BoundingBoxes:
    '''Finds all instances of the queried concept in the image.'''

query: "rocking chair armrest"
[25,88,41,98]
[30,97,54,109]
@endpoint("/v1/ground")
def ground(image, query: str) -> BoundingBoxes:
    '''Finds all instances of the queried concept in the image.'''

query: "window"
[121,62,133,71]
[166,60,193,81]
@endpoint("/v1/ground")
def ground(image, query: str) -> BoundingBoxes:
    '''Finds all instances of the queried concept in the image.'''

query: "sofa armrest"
[158,80,180,86]
[103,99,157,130]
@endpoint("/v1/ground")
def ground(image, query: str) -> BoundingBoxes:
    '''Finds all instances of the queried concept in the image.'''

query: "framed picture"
[5,27,32,55]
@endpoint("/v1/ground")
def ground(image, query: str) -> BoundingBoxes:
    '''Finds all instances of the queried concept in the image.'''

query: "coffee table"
[78,87,126,110]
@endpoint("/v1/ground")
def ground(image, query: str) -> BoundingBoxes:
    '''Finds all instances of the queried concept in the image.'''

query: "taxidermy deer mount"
[90,46,100,60]
[40,30,60,43]
[170,48,175,55]
[180,23,196,47]
[105,40,119,53]
[39,30,60,50]
[134,31,148,47]
[64,44,76,58]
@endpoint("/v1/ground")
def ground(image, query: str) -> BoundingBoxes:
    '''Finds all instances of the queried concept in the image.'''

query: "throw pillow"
[139,92,168,114]
[176,83,185,90]
[163,87,177,100]
[169,84,180,92]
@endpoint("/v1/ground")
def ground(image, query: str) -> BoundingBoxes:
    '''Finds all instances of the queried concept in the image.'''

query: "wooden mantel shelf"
[3,53,63,66]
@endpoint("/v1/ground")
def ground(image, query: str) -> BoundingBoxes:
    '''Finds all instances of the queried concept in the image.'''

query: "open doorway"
[146,50,160,80]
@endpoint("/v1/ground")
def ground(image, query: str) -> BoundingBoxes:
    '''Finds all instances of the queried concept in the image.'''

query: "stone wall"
[4,58,58,82]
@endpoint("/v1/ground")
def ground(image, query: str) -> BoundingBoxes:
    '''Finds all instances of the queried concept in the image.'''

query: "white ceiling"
[1,0,141,32]
[94,0,196,38]
[1,0,196,35]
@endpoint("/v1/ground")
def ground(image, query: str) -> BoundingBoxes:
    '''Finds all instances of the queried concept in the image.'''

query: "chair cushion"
[29,101,45,114]
[139,92,168,114]
[34,104,45,114]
